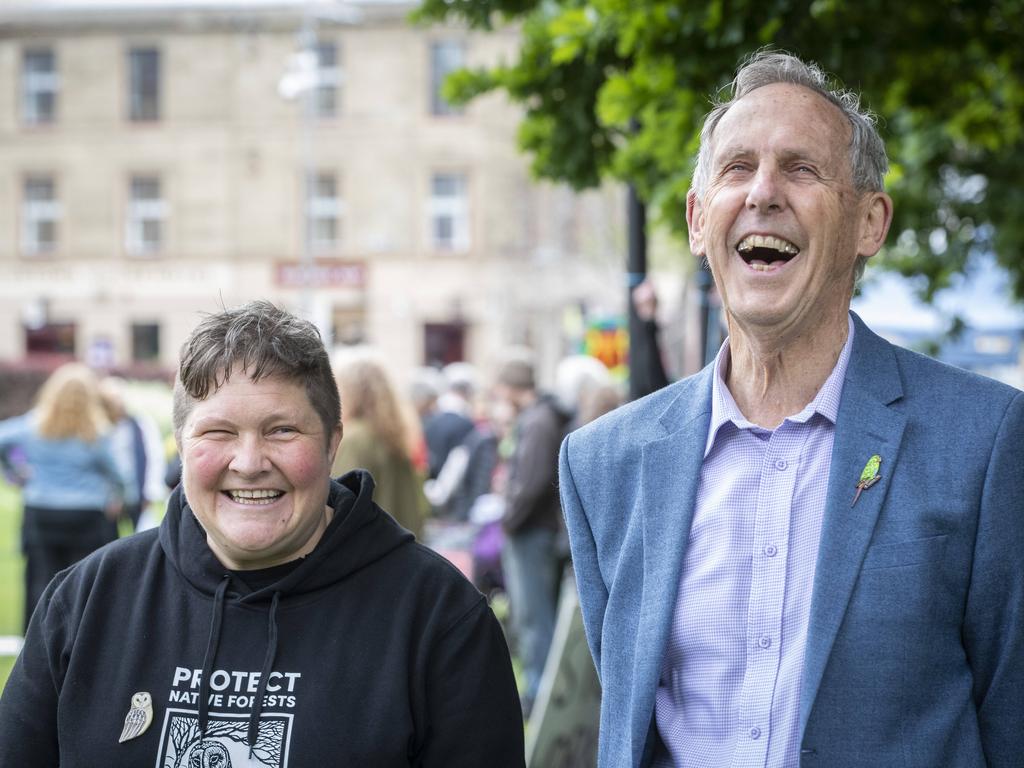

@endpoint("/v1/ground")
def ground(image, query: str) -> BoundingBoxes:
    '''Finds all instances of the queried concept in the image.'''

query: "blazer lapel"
[799,315,907,733]
[631,368,714,749]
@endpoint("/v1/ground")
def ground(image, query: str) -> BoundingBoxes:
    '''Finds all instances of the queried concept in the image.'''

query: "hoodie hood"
[160,469,414,602]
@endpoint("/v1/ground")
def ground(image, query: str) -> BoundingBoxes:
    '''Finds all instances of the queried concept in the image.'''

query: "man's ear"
[857,190,893,258]
[686,190,706,256]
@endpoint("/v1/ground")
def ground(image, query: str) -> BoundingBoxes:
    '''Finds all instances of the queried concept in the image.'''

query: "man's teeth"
[736,234,799,255]
[227,489,284,505]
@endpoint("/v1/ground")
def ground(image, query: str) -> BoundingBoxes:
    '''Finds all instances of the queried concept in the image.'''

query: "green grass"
[0,480,24,692]
[0,481,23,635]
[0,656,14,690]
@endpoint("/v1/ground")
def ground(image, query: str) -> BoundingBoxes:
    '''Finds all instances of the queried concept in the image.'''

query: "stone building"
[0,0,628,387]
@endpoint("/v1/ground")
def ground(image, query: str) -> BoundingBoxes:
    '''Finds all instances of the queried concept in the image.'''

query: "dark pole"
[627,184,648,402]
[696,261,714,367]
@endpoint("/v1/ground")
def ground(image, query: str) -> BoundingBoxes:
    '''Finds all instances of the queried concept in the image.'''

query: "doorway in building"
[424,322,466,368]
[25,322,75,359]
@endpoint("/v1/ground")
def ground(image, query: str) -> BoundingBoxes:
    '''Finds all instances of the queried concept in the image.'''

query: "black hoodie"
[0,471,525,767]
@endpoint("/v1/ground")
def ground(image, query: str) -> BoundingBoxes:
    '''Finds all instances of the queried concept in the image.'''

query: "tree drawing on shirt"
[166,717,202,768]
[163,715,284,768]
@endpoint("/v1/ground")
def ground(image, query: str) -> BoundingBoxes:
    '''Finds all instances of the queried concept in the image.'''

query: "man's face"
[687,83,891,342]
[179,367,342,570]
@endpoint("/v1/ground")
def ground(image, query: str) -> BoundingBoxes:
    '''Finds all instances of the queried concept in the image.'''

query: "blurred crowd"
[324,346,623,717]
[0,348,624,719]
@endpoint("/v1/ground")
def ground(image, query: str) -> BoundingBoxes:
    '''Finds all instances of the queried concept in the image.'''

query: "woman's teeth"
[227,489,284,505]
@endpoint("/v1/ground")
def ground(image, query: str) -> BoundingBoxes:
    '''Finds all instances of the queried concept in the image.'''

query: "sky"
[852,255,1024,334]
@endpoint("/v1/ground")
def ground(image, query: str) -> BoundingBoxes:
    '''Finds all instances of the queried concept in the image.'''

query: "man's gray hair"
[691,51,888,198]
[172,300,341,443]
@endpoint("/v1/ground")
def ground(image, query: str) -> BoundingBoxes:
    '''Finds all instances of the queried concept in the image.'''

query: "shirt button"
[764,544,778,557]
[758,635,772,649]
[774,458,788,471]
[749,726,761,740]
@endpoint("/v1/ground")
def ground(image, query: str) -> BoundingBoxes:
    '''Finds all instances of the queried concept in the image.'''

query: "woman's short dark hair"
[172,300,341,444]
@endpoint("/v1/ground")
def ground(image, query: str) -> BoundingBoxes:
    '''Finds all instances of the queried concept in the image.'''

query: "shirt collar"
[704,314,855,457]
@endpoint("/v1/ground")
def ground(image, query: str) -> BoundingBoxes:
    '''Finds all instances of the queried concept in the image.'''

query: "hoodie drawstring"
[198,575,230,739]
[247,591,281,756]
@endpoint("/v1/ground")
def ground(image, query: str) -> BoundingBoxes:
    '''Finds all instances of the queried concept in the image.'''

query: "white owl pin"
[118,691,154,743]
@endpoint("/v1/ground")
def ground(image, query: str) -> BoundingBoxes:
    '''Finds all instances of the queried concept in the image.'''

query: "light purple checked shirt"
[652,316,855,768]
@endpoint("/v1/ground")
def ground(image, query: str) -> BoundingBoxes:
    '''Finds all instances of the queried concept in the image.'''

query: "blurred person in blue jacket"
[0,362,127,630]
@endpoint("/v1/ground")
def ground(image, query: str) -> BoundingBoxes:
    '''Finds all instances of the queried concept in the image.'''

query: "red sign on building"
[275,260,366,288]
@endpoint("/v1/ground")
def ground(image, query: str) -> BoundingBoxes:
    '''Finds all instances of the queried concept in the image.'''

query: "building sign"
[274,260,365,289]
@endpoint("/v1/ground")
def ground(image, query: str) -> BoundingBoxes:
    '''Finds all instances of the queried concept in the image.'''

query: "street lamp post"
[277,1,361,330]
[626,184,649,401]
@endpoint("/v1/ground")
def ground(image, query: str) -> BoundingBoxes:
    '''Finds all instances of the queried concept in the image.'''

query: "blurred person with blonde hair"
[333,351,425,538]
[0,362,127,629]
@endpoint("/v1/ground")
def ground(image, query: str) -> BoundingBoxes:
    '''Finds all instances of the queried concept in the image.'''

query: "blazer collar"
[799,311,907,733]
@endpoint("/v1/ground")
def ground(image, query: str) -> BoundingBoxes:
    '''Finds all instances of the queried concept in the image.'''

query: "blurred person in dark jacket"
[422,367,476,482]
[495,353,568,717]
[425,364,500,522]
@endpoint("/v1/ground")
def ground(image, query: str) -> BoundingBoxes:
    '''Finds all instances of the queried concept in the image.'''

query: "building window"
[305,172,342,254]
[332,305,365,347]
[314,41,340,118]
[131,322,160,362]
[21,47,58,125]
[128,46,160,121]
[430,41,464,116]
[21,176,60,255]
[125,175,167,256]
[429,173,469,251]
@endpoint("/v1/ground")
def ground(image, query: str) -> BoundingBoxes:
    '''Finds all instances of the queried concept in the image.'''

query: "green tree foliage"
[414,0,1024,300]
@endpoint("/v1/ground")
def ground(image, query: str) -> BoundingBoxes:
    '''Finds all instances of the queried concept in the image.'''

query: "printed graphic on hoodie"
[155,667,302,767]
[156,709,292,768]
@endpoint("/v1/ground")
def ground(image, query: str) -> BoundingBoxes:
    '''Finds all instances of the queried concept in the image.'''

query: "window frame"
[125,173,168,257]
[312,40,341,119]
[428,172,470,252]
[20,174,60,256]
[127,45,161,122]
[429,40,465,117]
[130,321,161,363]
[304,170,345,255]
[21,46,59,126]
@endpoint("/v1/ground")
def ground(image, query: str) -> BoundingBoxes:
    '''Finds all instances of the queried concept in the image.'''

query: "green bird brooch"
[852,454,882,507]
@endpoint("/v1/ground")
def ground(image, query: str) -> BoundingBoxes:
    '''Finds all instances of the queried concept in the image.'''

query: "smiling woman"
[0,301,525,767]
[179,368,340,570]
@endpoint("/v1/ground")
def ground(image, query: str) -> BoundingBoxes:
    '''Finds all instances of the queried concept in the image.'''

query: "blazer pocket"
[861,533,949,570]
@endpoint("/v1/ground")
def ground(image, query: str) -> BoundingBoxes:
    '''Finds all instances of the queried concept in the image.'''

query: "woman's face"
[179,367,341,570]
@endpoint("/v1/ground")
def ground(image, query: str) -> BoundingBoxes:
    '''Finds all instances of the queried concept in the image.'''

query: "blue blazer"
[559,314,1024,767]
